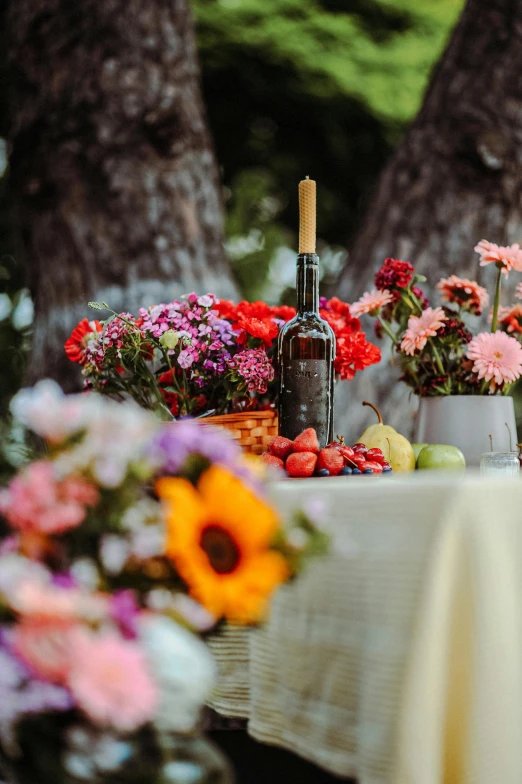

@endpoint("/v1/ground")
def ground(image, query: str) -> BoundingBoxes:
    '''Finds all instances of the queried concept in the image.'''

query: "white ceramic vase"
[414,395,518,467]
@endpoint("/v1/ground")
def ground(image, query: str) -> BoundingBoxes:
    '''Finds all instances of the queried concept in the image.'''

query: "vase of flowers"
[64,293,381,450]
[0,381,326,782]
[349,241,522,465]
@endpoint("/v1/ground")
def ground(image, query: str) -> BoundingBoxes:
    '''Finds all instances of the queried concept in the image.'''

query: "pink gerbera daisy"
[400,307,447,356]
[474,240,522,277]
[466,331,522,390]
[350,288,394,317]
[436,275,489,314]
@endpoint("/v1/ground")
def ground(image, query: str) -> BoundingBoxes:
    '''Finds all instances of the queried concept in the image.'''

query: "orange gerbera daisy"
[156,466,289,623]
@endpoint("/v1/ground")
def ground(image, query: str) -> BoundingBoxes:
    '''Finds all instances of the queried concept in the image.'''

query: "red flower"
[161,390,180,417]
[64,319,102,364]
[236,300,272,320]
[270,304,296,322]
[334,331,381,381]
[320,297,361,336]
[374,258,414,291]
[213,299,239,321]
[237,316,279,346]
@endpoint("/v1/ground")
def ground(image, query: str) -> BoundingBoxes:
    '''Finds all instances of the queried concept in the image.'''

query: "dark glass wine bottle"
[278,180,335,446]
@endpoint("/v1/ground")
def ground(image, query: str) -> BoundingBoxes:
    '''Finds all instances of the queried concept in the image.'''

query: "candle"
[298,176,316,254]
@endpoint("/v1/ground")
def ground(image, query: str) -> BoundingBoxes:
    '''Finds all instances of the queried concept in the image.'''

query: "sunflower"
[156,466,289,623]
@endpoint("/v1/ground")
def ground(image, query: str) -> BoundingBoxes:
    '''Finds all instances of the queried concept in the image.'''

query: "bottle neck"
[296,253,319,314]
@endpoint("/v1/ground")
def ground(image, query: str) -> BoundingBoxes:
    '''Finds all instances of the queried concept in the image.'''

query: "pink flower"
[436,275,489,314]
[12,581,107,623]
[400,307,447,356]
[350,289,394,317]
[12,618,79,683]
[226,349,274,394]
[178,349,195,369]
[1,462,99,535]
[466,331,522,390]
[68,630,157,731]
[474,240,522,277]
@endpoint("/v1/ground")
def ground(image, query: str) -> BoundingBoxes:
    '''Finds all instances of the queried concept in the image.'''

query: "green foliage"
[194,0,464,282]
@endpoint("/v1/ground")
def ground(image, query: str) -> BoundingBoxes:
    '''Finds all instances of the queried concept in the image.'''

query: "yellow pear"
[357,401,415,473]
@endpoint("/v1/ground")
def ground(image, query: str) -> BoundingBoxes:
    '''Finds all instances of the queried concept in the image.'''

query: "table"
[207,472,522,784]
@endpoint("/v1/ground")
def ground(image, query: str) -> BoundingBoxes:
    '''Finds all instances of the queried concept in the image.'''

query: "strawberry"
[261,453,284,469]
[316,447,344,476]
[269,436,294,460]
[366,448,385,464]
[293,428,320,453]
[286,451,317,478]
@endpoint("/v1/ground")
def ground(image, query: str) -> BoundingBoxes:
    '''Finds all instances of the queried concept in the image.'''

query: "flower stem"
[377,316,398,344]
[430,339,445,376]
[491,267,503,333]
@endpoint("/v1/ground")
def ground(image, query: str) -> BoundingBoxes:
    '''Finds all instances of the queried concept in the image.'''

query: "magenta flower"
[227,349,274,394]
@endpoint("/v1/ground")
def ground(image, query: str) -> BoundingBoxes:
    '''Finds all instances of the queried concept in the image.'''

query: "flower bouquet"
[65,294,381,420]
[350,241,522,396]
[0,381,325,783]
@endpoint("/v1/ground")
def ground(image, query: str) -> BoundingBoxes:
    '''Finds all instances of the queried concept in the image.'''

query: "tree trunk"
[336,0,522,440]
[6,0,238,387]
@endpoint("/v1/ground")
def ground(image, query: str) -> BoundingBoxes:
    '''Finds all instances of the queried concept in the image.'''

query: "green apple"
[417,444,466,471]
[412,443,429,462]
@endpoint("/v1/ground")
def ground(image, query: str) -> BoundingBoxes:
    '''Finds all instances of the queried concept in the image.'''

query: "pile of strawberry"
[261,427,392,478]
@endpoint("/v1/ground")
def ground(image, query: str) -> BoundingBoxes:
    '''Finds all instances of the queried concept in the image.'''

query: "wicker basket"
[201,411,278,454]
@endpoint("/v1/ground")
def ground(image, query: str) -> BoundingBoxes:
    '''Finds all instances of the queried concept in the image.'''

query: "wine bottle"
[278,177,335,446]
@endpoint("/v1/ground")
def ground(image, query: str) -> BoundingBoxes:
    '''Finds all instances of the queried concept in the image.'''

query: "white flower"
[100,536,130,575]
[139,616,216,733]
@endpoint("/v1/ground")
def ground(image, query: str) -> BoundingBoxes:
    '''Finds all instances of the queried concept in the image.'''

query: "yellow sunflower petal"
[197,466,279,550]
[155,477,206,552]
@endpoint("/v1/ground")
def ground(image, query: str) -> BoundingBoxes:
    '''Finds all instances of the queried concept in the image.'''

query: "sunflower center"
[200,525,241,574]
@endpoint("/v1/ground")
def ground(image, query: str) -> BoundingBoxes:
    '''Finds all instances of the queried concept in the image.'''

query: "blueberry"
[382,466,393,473]
[352,468,362,475]
[363,468,374,474]
[339,466,352,476]
[316,468,330,477]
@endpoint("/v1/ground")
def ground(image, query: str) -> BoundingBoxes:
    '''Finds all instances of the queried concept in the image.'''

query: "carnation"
[334,331,381,381]
[374,258,414,291]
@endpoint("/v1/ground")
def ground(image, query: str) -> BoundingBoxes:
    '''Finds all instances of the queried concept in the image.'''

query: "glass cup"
[480,452,520,477]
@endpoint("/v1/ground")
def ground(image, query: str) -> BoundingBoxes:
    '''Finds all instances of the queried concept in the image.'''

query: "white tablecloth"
[207,472,522,784]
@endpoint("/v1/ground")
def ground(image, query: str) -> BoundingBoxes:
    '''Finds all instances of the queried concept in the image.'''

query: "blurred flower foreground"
[0,381,326,782]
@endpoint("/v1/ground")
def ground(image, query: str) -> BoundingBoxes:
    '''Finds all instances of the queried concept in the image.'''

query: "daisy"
[436,275,489,314]
[474,240,522,277]
[467,331,522,390]
[400,307,447,356]
[350,288,394,317]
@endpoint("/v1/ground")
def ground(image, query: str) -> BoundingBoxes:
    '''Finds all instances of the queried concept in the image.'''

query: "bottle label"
[280,359,333,445]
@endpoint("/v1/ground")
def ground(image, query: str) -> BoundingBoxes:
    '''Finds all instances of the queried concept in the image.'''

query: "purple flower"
[150,420,240,474]
[319,296,329,309]
[111,591,140,640]
[178,349,195,369]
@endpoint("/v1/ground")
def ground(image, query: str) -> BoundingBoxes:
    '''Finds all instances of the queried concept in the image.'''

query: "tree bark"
[336,0,522,440]
[6,0,238,386]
